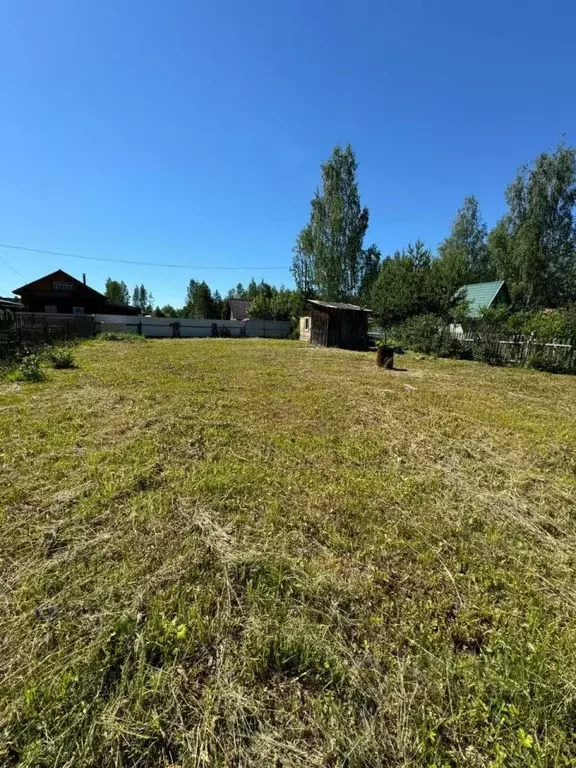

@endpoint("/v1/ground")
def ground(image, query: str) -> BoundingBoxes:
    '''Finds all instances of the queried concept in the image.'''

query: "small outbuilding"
[307,300,371,350]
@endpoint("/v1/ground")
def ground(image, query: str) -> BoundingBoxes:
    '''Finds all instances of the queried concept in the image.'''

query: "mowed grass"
[1,339,576,767]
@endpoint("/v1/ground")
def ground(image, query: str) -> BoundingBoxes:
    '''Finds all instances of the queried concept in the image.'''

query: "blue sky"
[0,0,574,307]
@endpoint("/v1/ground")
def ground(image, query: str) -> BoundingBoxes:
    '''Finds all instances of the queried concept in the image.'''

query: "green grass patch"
[1,340,576,766]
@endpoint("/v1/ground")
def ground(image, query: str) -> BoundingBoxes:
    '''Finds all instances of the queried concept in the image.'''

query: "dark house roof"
[14,269,138,315]
[456,280,510,318]
[14,269,106,299]
[228,299,251,320]
[308,300,372,313]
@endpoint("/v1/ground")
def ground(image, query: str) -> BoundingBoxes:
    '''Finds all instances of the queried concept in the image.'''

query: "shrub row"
[389,315,576,374]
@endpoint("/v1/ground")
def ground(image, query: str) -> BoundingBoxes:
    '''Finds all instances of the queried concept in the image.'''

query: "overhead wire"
[0,242,290,271]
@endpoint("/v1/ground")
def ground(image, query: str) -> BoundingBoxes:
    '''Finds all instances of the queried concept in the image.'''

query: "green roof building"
[457,280,510,317]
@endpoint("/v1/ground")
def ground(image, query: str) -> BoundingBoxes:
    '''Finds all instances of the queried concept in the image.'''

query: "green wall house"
[457,280,511,318]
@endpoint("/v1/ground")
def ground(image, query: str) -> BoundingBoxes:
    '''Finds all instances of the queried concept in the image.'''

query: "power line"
[0,242,290,271]
[0,254,26,279]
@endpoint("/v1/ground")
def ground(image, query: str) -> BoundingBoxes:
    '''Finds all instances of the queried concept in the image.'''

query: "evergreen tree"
[132,284,153,313]
[437,195,493,298]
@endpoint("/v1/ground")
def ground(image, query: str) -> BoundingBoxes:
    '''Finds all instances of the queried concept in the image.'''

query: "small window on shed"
[304,317,310,330]
[45,304,57,313]
[72,306,85,315]
[53,281,74,291]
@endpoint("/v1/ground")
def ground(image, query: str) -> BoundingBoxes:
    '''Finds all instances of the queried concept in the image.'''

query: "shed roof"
[308,300,372,312]
[457,280,508,317]
[228,299,251,320]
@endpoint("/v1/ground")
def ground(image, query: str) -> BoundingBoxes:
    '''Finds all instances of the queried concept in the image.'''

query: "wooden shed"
[308,300,371,350]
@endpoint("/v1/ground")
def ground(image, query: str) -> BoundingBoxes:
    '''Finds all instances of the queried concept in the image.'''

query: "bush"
[13,353,45,382]
[473,339,504,366]
[98,331,146,342]
[527,350,576,375]
[393,314,443,355]
[435,332,473,360]
[46,346,76,369]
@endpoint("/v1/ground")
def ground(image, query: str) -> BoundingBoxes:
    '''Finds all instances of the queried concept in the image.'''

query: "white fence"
[94,314,291,339]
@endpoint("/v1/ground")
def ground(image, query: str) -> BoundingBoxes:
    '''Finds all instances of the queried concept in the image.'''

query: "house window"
[53,281,74,291]
[45,305,57,313]
[72,306,85,315]
[304,317,310,330]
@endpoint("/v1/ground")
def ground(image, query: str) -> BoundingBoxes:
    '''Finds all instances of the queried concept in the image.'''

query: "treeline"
[103,277,303,321]
[291,141,576,326]
[105,139,576,329]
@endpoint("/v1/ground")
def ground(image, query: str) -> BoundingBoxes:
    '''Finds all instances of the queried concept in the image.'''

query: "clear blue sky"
[0,0,574,307]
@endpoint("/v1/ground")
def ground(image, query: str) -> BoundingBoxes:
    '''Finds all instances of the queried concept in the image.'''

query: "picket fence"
[449,327,575,365]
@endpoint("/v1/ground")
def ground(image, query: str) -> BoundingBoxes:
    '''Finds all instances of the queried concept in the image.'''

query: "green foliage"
[183,280,214,318]
[527,350,576,374]
[46,346,76,369]
[522,311,565,341]
[226,282,247,300]
[293,143,370,301]
[291,225,315,296]
[473,338,504,366]
[156,305,179,318]
[132,284,154,313]
[358,243,381,306]
[489,141,576,308]
[437,195,494,297]
[98,331,146,342]
[13,352,45,381]
[248,288,296,322]
[211,290,228,319]
[371,241,444,326]
[392,314,443,355]
[104,278,130,306]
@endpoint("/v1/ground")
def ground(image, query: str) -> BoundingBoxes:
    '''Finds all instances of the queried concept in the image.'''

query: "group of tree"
[292,140,576,327]
[104,280,154,313]
[105,139,576,329]
[104,275,300,321]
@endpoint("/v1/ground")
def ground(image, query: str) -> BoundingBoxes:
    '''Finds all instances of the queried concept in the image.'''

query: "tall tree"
[212,290,227,319]
[437,195,492,296]
[183,280,199,315]
[105,278,130,305]
[358,244,381,306]
[294,144,370,301]
[184,280,214,318]
[132,284,153,313]
[489,142,576,308]
[291,225,315,296]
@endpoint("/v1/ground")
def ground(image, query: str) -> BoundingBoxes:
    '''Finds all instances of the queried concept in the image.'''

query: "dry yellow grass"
[1,338,576,766]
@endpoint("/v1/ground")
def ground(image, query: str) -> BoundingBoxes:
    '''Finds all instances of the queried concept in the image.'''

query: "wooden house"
[13,270,138,316]
[307,300,371,350]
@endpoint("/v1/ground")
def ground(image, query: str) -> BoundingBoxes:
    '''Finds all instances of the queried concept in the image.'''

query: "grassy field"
[1,339,576,767]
